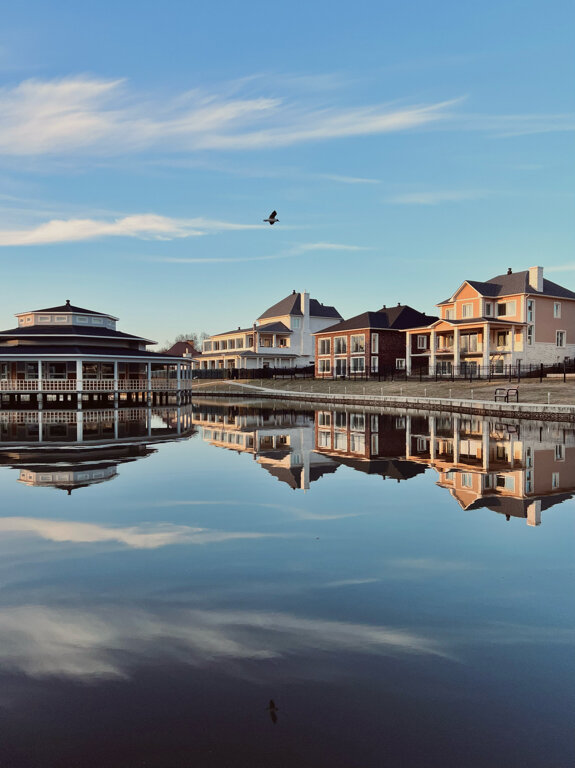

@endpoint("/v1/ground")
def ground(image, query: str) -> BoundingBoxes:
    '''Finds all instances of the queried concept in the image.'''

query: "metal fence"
[192,365,315,380]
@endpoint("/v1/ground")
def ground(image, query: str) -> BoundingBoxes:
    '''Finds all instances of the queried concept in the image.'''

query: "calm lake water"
[0,399,573,768]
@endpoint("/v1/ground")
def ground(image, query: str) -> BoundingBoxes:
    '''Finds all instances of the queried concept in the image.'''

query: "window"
[24,363,38,380]
[334,412,347,428]
[497,301,516,317]
[350,433,366,454]
[444,308,453,320]
[497,331,508,347]
[278,338,287,347]
[527,326,533,345]
[396,358,406,370]
[351,356,365,373]
[318,431,331,448]
[371,334,379,354]
[417,335,427,350]
[370,415,379,431]
[349,413,365,431]
[25,316,32,323]
[556,330,566,347]
[318,412,332,427]
[203,341,212,352]
[38,315,51,323]
[554,302,561,318]
[461,473,473,487]
[350,334,365,353]
[334,336,347,355]
[335,358,347,377]
[552,472,560,489]
[92,317,103,325]
[246,335,254,347]
[462,303,473,318]
[370,357,378,373]
[485,302,492,317]
[292,317,301,329]
[318,359,331,374]
[371,435,379,454]
[334,432,347,450]
[318,338,331,355]
[527,299,534,323]
[554,445,565,461]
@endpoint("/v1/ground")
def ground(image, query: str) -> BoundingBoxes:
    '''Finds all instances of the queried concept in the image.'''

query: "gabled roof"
[257,321,292,333]
[439,271,575,305]
[165,341,198,356]
[258,292,342,320]
[259,293,302,319]
[315,305,438,334]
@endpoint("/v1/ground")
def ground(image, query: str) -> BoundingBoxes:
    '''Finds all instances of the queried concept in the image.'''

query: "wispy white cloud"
[0,213,260,246]
[298,242,369,252]
[0,604,449,680]
[545,264,575,273]
[386,190,488,205]
[317,173,380,185]
[0,75,457,158]
[0,517,281,549]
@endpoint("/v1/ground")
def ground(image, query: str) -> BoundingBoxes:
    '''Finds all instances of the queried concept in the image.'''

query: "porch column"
[510,325,515,359]
[453,327,460,372]
[113,361,119,408]
[482,325,490,371]
[147,362,152,404]
[37,360,43,410]
[453,415,460,464]
[405,413,411,459]
[76,411,84,442]
[272,334,277,348]
[114,410,119,440]
[429,416,436,461]
[76,360,83,410]
[482,424,490,471]
[38,410,44,443]
[430,331,436,375]
[176,361,181,388]
[406,334,412,375]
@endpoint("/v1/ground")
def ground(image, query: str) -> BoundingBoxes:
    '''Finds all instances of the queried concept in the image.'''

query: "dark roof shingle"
[315,305,438,334]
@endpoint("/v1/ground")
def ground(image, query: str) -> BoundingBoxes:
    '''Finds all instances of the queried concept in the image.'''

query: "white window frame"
[350,356,365,373]
[556,330,566,347]
[396,358,406,370]
[484,302,492,317]
[318,338,331,355]
[497,300,516,317]
[527,325,534,345]
[370,356,378,373]
[317,411,332,427]
[371,334,379,354]
[554,445,565,462]
[292,317,301,329]
[461,303,473,318]
[553,302,561,319]
[417,335,427,350]
[444,308,453,320]
[318,358,331,374]
[334,336,347,355]
[552,472,560,489]
[460,473,473,488]
[350,334,365,353]
[527,299,534,323]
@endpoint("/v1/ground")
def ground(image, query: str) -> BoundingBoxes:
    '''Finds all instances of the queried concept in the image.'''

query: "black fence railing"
[192,365,315,380]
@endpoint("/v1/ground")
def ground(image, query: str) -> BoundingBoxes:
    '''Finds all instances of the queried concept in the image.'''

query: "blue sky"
[0,0,573,346]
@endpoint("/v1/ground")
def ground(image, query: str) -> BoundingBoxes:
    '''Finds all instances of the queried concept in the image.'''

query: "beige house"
[405,266,575,375]
[193,291,342,371]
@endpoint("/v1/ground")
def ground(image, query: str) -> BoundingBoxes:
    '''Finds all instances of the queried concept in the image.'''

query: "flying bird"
[264,210,279,225]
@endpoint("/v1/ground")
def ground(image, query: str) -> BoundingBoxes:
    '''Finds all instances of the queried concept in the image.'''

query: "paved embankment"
[191,380,575,422]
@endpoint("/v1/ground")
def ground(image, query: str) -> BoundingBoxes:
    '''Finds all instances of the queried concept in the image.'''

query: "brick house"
[314,304,437,378]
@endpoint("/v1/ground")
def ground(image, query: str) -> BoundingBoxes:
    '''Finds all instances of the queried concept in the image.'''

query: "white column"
[482,425,490,471]
[38,360,43,390]
[405,413,411,459]
[76,360,83,391]
[429,416,436,461]
[406,334,412,375]
[510,325,515,363]
[113,360,119,408]
[76,411,84,442]
[453,415,460,464]
[453,327,460,372]
[430,331,436,375]
[176,361,181,389]
[114,410,119,440]
[482,325,490,371]
[147,362,152,402]
[38,411,44,443]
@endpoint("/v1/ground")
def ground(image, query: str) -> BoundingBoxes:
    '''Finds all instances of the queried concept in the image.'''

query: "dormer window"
[292,317,301,329]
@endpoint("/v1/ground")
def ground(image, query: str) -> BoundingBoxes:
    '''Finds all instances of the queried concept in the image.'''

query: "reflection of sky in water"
[0,404,573,767]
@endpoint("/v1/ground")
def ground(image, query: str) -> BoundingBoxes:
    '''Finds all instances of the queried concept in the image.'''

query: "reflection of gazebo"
[10,444,155,494]
[0,301,193,409]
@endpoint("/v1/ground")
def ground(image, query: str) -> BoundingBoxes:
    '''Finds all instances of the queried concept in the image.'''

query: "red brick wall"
[315,328,409,376]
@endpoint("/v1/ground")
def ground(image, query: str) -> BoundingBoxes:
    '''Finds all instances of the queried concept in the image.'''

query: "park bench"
[494,387,519,403]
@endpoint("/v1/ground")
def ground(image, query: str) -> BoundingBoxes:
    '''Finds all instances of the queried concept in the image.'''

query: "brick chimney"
[528,266,543,292]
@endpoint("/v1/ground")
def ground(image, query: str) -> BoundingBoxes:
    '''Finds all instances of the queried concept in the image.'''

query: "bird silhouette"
[264,210,279,225]
[267,699,279,724]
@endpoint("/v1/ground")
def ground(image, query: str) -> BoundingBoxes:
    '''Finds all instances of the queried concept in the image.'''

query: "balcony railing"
[0,378,194,393]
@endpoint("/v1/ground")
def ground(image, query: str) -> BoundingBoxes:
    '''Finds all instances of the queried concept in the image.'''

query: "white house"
[193,291,342,371]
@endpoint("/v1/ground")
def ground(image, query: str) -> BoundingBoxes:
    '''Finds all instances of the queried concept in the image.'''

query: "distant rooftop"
[258,291,342,320]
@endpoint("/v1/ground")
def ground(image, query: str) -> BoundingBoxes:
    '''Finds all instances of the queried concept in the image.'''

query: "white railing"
[0,378,194,393]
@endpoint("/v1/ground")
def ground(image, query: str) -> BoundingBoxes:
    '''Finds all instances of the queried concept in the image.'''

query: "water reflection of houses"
[0,407,195,493]
[406,413,575,525]
[192,401,338,490]
[314,411,426,483]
